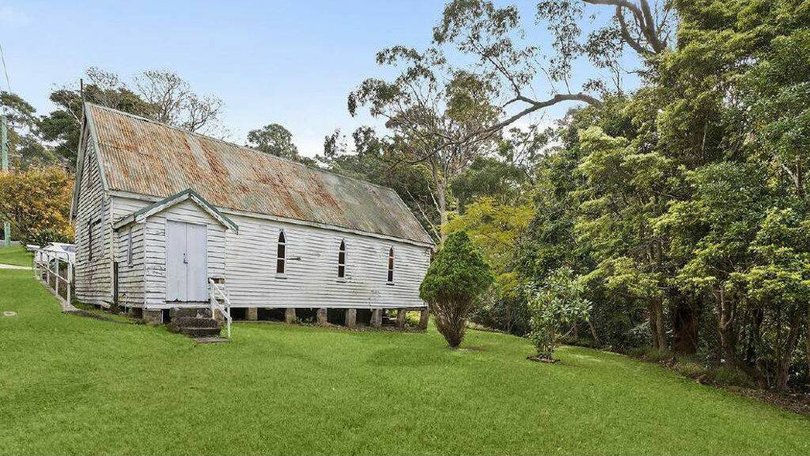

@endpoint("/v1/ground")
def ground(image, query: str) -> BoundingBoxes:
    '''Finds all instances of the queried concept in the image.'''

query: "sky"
[0,0,637,158]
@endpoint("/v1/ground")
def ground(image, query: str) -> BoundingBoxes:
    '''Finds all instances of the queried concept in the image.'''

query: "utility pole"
[1,114,9,247]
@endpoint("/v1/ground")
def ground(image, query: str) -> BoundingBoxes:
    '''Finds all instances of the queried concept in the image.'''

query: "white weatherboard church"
[71,103,434,329]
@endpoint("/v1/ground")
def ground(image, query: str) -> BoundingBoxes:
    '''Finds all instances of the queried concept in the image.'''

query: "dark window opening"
[387,247,394,283]
[126,228,133,266]
[337,240,346,278]
[276,231,286,274]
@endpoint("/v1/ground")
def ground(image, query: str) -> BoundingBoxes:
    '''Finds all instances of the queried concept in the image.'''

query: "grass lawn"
[0,269,807,455]
[0,245,32,267]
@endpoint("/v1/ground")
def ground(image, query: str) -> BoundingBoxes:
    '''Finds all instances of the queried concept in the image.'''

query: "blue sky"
[0,1,635,157]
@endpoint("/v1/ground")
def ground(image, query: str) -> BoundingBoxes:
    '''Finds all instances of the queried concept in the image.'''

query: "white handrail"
[208,278,232,338]
[33,249,73,305]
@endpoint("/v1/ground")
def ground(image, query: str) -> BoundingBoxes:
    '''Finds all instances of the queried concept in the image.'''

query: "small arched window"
[387,247,394,283]
[276,231,286,274]
[337,240,346,278]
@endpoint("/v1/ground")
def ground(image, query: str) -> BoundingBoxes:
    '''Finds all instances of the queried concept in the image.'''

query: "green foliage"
[527,267,591,360]
[247,123,313,165]
[0,91,55,168]
[450,156,526,213]
[445,196,534,335]
[420,231,493,347]
[0,167,74,245]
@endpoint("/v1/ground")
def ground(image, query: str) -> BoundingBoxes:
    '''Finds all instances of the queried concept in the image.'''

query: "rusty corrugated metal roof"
[86,103,433,245]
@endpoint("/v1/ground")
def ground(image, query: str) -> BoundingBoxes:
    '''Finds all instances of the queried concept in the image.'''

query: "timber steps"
[167,316,222,338]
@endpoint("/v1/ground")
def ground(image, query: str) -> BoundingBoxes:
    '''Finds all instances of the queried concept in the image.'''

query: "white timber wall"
[109,195,431,310]
[74,138,113,305]
[113,223,145,308]
[224,213,431,309]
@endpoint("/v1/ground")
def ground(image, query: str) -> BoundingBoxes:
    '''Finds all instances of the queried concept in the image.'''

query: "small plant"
[526,268,591,362]
[420,231,493,348]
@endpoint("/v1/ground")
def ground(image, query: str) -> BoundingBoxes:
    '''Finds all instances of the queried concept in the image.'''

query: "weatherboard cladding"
[85,103,433,245]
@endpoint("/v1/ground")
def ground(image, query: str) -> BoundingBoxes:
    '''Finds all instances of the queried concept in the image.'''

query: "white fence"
[33,248,74,306]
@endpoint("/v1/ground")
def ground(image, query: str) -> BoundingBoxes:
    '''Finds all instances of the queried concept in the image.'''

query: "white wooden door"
[165,221,208,302]
[185,223,208,302]
[166,221,186,302]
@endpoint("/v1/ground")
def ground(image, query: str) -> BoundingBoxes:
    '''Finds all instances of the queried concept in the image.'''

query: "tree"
[430,0,673,144]
[0,91,54,168]
[133,69,224,134]
[445,197,535,334]
[527,267,592,361]
[41,68,155,168]
[349,48,500,229]
[575,126,676,350]
[40,67,224,168]
[0,166,73,245]
[247,123,312,164]
[450,156,527,213]
[420,231,494,347]
[740,208,810,390]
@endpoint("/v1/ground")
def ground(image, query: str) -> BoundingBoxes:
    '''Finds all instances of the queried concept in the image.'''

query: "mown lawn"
[0,245,32,267]
[0,269,807,455]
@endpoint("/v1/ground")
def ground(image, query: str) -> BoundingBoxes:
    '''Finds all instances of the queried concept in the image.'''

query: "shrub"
[711,366,755,388]
[526,267,591,361]
[420,231,493,347]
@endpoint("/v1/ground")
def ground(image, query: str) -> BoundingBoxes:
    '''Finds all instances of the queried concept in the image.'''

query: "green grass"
[0,245,32,267]
[0,269,807,455]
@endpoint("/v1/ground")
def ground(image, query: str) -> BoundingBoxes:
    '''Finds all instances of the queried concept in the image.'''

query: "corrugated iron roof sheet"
[86,103,433,245]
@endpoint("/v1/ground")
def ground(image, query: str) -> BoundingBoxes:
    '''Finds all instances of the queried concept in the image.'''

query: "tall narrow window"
[276,231,286,274]
[337,240,346,278]
[126,228,133,266]
[387,247,394,283]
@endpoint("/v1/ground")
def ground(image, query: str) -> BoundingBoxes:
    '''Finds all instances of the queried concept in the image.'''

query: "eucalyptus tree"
[430,0,674,143]
[134,69,224,134]
[349,47,500,229]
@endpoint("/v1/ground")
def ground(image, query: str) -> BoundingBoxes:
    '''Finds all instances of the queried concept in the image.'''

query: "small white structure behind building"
[33,242,76,265]
[70,104,434,327]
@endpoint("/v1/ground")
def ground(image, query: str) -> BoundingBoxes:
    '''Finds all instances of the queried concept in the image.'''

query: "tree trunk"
[588,320,600,346]
[430,158,448,238]
[672,295,698,354]
[806,306,810,380]
[775,307,803,390]
[716,287,738,365]
[649,298,666,350]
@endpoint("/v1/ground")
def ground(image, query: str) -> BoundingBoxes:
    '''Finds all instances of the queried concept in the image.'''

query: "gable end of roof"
[113,188,239,233]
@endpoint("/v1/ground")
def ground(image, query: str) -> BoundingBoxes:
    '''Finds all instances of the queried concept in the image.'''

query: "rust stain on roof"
[86,103,433,245]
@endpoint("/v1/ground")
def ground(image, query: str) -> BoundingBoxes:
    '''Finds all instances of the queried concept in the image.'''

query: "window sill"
[275,274,287,280]
[335,278,347,283]
[386,282,395,286]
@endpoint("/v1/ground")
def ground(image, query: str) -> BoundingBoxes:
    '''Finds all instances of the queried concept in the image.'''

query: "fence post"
[67,261,73,305]
[53,256,62,297]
